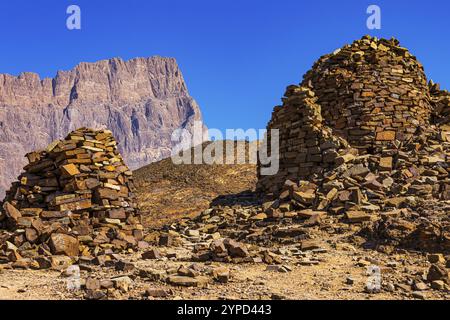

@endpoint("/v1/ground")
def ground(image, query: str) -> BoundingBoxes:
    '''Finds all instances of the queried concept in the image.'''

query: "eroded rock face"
[0,56,206,198]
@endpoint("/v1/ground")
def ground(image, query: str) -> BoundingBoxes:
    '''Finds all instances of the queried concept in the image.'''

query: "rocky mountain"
[0,56,206,198]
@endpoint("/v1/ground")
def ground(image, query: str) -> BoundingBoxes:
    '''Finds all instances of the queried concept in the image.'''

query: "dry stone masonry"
[302,36,433,151]
[257,36,449,251]
[0,128,143,267]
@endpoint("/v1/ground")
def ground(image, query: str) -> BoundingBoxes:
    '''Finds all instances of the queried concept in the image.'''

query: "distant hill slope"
[133,141,257,227]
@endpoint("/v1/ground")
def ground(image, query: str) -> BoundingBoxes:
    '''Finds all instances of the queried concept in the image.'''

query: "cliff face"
[0,56,205,198]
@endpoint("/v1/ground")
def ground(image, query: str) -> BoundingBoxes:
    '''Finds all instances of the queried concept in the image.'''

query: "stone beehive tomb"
[257,36,450,212]
[0,128,142,262]
[302,36,433,151]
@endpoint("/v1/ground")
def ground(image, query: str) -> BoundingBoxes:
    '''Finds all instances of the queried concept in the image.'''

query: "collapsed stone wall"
[257,36,449,205]
[429,81,450,126]
[0,128,142,264]
[257,86,353,194]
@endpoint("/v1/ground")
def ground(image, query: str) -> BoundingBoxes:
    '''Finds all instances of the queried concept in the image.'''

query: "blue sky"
[0,0,449,132]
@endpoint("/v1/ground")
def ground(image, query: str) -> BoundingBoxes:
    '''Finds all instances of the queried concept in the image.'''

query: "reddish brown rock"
[3,202,21,222]
[224,239,249,258]
[49,233,79,257]
[142,249,161,260]
[376,131,396,141]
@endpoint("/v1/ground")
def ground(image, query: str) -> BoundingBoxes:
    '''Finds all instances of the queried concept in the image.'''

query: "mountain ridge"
[0,56,206,198]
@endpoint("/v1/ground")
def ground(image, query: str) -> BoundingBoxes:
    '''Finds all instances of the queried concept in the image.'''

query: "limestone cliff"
[0,56,205,198]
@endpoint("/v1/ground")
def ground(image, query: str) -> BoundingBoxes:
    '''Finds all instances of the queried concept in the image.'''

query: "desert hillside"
[133,141,258,227]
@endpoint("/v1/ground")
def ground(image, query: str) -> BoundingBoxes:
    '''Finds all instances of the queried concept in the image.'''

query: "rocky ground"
[1,206,448,300]
[0,139,449,300]
[1,148,449,301]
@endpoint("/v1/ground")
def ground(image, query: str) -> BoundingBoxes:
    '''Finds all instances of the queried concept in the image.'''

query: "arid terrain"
[0,142,448,300]
[0,36,449,301]
[0,210,448,300]
[133,141,258,227]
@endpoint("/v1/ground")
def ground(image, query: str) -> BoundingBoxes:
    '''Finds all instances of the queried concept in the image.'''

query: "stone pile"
[302,36,433,152]
[360,199,450,252]
[81,261,233,299]
[164,264,229,287]
[193,238,252,263]
[258,36,449,197]
[430,81,450,126]
[153,193,305,245]
[256,36,449,252]
[0,128,143,267]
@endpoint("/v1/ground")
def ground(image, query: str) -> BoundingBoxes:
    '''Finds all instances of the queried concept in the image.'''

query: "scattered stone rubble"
[0,128,143,268]
[148,191,332,268]
[82,262,233,299]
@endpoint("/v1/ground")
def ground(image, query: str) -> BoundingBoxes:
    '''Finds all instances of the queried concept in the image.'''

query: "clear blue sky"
[0,0,449,132]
